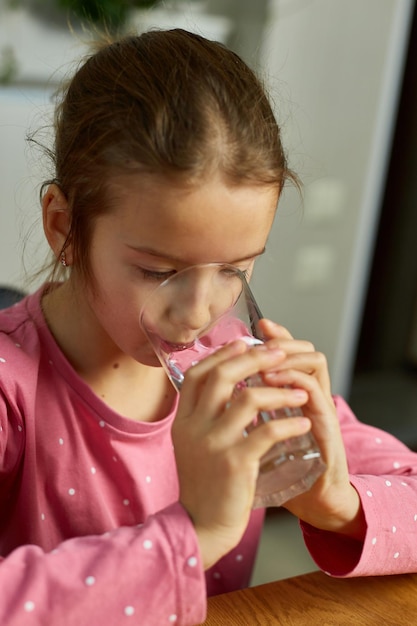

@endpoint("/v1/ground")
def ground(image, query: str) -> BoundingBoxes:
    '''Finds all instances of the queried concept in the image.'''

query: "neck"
[41,281,175,422]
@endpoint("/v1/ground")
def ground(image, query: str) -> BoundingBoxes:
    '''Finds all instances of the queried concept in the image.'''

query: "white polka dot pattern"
[2,311,417,623]
[124,606,135,616]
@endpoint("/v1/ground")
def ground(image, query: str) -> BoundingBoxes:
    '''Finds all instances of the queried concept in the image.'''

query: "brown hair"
[43,28,297,283]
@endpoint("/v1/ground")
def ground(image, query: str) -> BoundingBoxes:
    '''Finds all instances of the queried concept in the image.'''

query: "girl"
[0,29,416,626]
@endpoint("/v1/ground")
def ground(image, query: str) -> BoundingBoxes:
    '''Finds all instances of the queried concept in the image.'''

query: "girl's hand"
[172,340,312,569]
[258,319,366,541]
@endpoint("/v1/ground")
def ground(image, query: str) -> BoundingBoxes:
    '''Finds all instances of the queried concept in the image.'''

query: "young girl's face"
[82,173,279,366]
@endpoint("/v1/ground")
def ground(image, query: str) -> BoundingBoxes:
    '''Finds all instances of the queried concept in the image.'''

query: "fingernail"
[296,417,311,430]
[292,389,308,399]
[265,348,286,358]
[239,337,264,347]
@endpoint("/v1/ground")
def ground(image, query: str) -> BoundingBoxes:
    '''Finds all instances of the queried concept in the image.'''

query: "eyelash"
[223,267,249,279]
[138,267,250,282]
[139,268,176,282]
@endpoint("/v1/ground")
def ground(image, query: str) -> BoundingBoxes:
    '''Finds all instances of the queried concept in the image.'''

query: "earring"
[60,252,68,267]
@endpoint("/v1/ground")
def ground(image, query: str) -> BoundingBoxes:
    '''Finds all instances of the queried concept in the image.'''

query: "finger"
[265,351,331,392]
[264,353,332,397]
[259,368,341,468]
[258,318,294,340]
[264,368,333,415]
[177,340,247,413]
[234,413,312,462]
[207,386,309,441]
[255,330,316,359]
[190,346,287,419]
[263,337,315,357]
[180,343,286,419]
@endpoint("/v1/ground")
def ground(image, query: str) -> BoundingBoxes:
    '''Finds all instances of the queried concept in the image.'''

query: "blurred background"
[1,0,416,585]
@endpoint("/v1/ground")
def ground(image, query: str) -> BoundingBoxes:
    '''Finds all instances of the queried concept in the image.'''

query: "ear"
[42,184,73,265]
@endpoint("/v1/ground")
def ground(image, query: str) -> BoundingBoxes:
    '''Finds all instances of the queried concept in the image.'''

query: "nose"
[168,280,214,335]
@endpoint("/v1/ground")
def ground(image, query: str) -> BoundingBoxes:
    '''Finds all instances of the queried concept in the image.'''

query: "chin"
[135,351,163,367]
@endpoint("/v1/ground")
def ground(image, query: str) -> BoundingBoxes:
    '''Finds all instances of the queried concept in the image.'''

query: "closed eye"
[139,268,177,281]
[219,266,249,280]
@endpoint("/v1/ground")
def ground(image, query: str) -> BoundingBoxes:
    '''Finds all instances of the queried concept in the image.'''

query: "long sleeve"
[301,395,417,577]
[0,502,206,626]
[0,291,265,624]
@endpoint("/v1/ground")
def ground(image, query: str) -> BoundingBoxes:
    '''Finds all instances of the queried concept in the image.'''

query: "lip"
[160,339,196,353]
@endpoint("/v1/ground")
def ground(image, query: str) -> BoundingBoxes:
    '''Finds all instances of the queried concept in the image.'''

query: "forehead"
[101,174,279,264]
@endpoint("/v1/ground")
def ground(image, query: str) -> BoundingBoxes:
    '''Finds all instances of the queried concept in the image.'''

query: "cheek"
[89,276,156,342]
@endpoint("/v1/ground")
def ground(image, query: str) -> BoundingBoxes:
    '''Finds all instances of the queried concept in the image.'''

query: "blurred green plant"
[0,46,18,85]
[57,0,161,29]
[11,0,165,31]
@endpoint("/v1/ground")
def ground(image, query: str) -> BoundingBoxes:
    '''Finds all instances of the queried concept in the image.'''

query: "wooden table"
[201,570,417,625]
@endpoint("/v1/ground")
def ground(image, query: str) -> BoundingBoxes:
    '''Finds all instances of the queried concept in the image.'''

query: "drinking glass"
[139,263,325,508]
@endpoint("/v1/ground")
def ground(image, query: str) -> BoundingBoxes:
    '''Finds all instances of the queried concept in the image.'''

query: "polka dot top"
[301,396,417,577]
[0,286,265,625]
[1,287,417,623]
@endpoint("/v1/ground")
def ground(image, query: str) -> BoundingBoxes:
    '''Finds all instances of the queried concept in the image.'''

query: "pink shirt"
[0,287,416,624]
[303,395,417,577]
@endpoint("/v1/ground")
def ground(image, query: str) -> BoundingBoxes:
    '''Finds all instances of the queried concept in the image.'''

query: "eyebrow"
[127,245,266,264]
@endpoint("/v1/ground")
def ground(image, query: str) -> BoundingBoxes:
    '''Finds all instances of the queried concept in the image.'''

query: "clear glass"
[139,263,326,508]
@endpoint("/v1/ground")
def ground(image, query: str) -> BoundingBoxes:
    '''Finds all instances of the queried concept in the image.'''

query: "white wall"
[0,87,52,289]
[0,4,85,290]
[252,0,414,395]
